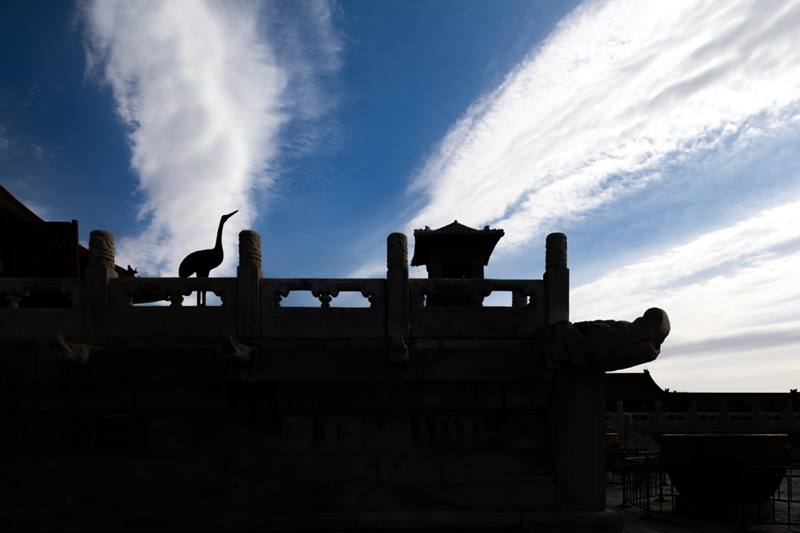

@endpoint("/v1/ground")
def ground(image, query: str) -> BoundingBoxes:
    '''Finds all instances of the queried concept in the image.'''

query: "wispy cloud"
[406,0,800,248]
[392,0,800,390]
[571,196,800,390]
[0,125,9,156]
[81,0,342,276]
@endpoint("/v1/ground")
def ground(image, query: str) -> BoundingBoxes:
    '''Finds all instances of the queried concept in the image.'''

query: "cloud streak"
[407,0,800,249]
[82,1,341,276]
[0,125,9,157]
[395,0,800,390]
[570,195,800,390]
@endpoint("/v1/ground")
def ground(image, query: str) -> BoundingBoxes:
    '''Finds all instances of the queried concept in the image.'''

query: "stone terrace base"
[0,337,618,532]
[1,512,624,532]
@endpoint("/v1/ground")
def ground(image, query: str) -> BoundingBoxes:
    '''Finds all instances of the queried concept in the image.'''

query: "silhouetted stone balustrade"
[607,398,799,453]
[0,278,84,336]
[0,228,637,532]
[0,230,561,341]
[410,278,545,337]
[263,278,386,338]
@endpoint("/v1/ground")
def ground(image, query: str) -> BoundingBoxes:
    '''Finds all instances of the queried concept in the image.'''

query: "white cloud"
[572,197,800,390]
[82,1,340,277]
[392,0,800,390]
[407,0,800,249]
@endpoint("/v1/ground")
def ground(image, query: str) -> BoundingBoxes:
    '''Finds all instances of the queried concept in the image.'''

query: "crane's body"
[178,210,237,305]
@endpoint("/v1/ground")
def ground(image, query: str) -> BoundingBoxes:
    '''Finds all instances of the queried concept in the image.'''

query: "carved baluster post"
[386,233,409,364]
[237,230,262,338]
[545,232,568,323]
[511,290,527,308]
[545,232,606,510]
[85,230,117,338]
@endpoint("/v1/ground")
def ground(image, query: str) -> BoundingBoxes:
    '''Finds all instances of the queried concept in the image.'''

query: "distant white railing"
[607,398,799,434]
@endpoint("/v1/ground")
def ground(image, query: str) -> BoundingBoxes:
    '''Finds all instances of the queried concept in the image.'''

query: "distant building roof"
[0,186,134,278]
[411,221,504,267]
[0,186,44,223]
[606,371,667,400]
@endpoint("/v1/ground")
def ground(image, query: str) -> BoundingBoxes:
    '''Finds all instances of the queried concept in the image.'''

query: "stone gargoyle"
[541,307,670,372]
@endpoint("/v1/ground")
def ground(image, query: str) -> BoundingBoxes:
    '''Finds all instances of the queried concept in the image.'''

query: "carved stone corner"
[56,334,99,365]
[225,336,254,367]
[386,335,409,366]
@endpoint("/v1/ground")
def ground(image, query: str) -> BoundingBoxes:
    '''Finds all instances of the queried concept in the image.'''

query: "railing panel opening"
[482,291,514,307]
[276,289,372,308]
[409,279,545,338]
[262,279,386,338]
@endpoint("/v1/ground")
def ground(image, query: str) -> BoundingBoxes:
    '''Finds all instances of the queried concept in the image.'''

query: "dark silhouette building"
[606,371,799,456]
[0,198,672,531]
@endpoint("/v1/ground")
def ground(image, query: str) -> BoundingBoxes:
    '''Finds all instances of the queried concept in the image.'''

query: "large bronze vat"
[661,434,789,504]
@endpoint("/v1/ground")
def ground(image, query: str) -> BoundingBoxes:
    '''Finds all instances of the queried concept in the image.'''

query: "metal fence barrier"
[613,450,800,526]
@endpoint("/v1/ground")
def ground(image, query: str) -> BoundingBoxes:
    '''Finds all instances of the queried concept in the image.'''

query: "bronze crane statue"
[178,210,238,306]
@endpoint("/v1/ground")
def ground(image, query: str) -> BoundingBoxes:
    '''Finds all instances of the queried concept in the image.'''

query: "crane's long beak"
[225,210,238,218]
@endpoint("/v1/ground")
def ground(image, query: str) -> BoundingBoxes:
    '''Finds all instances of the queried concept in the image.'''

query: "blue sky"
[2,0,800,391]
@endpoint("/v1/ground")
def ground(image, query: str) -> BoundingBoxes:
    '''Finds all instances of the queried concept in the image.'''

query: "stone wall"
[0,230,624,531]
[0,337,582,531]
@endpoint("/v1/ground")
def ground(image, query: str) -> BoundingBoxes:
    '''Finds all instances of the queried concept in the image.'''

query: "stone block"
[92,343,237,383]
[61,486,219,518]
[133,384,229,414]
[351,510,521,529]
[0,418,29,452]
[363,414,547,450]
[0,343,36,384]
[34,384,139,413]
[342,479,555,511]
[96,416,148,451]
[420,339,552,382]
[248,512,350,530]
[441,451,550,482]
[484,414,548,449]
[232,382,504,416]
[226,452,377,484]
[379,453,441,483]
[21,416,97,451]
[521,510,624,531]
[34,453,226,488]
[243,338,423,383]
[0,453,34,488]
[0,487,67,523]
[225,482,341,513]
[148,416,362,453]
[504,383,552,411]
[35,344,94,383]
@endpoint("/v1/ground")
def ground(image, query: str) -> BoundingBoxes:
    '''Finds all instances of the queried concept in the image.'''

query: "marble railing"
[0,277,84,337]
[108,277,238,338]
[262,278,386,338]
[0,229,568,341]
[410,278,546,338]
